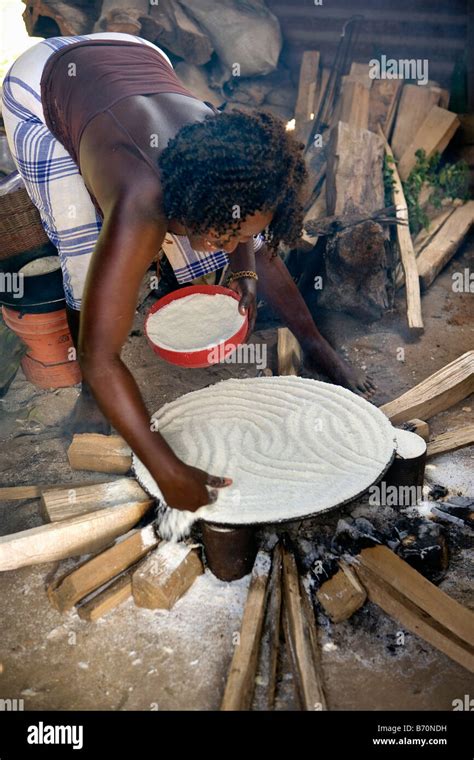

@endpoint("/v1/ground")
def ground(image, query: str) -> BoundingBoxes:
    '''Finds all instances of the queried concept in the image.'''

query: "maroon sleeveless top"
[40,39,199,168]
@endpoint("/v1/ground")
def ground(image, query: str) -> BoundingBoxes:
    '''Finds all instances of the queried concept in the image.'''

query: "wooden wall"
[267,0,469,90]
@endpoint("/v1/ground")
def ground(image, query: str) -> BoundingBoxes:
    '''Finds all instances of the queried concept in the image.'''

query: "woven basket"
[0,185,50,260]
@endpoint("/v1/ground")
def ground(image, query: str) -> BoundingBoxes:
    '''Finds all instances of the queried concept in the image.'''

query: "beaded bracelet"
[227,270,259,284]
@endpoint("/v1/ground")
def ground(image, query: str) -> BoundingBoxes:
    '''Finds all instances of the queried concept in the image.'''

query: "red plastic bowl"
[145,285,249,368]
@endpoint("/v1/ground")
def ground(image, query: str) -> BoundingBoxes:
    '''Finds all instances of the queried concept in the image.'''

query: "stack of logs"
[295,57,473,332]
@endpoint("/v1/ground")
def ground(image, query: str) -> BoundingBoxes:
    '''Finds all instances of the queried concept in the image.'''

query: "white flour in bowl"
[146,292,245,352]
[133,376,397,541]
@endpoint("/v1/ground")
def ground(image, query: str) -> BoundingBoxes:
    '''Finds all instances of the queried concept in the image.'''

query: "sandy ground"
[0,238,472,711]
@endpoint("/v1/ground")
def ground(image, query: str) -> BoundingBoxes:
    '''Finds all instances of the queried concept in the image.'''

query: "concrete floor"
[0,238,472,711]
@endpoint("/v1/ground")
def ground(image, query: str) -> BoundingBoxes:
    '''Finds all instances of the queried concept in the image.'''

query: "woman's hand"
[228,276,257,339]
[158,462,232,511]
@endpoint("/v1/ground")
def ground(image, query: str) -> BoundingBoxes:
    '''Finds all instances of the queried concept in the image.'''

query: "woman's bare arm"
[78,188,231,508]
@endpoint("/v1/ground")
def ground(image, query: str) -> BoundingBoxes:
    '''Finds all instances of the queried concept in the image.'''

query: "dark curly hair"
[158,109,308,252]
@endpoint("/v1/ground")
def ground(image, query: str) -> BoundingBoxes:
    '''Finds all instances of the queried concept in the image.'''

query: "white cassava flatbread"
[133,377,397,539]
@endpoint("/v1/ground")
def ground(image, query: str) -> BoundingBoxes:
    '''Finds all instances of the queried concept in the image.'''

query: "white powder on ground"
[146,292,246,352]
[133,377,396,540]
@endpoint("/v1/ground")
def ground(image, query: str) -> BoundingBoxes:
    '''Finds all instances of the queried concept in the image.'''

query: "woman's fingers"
[206,474,233,488]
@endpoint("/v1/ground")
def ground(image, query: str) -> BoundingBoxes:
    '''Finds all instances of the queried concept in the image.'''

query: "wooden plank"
[400,419,430,442]
[380,351,474,424]
[348,62,372,85]
[368,79,402,136]
[253,543,282,711]
[413,206,457,255]
[41,478,149,522]
[76,571,133,622]
[67,434,132,474]
[380,128,423,330]
[391,84,444,158]
[48,525,158,612]
[417,201,474,289]
[398,106,460,180]
[282,545,326,711]
[132,542,203,611]
[277,327,302,376]
[294,50,320,140]
[353,561,474,674]
[339,80,369,129]
[0,500,153,572]
[0,478,115,502]
[316,562,367,623]
[426,425,474,458]
[358,546,474,648]
[221,550,271,711]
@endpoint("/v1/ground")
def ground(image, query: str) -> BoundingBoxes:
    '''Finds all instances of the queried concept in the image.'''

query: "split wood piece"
[391,84,446,159]
[132,542,203,610]
[327,121,385,217]
[0,500,153,572]
[357,546,474,649]
[339,80,369,130]
[380,351,474,425]
[0,477,115,502]
[380,127,423,331]
[68,434,132,474]
[426,425,474,458]
[348,62,372,84]
[321,121,388,321]
[414,206,457,256]
[253,543,282,711]
[353,557,474,674]
[400,419,430,442]
[41,478,149,523]
[277,327,302,376]
[221,550,272,711]
[76,570,134,622]
[398,106,460,181]
[48,525,158,612]
[294,51,320,141]
[417,201,474,290]
[282,545,326,711]
[316,562,367,623]
[368,80,402,137]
